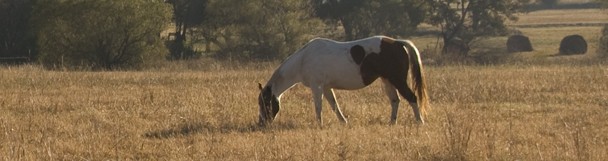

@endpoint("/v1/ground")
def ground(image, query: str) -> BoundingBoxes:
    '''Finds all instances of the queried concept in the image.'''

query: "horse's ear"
[258,83,263,91]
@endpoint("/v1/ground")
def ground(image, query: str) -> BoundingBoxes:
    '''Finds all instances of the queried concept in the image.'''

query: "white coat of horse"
[258,36,429,126]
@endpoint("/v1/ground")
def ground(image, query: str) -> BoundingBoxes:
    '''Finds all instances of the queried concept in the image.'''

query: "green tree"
[31,0,171,70]
[599,0,608,58]
[539,0,558,6]
[203,0,325,59]
[312,0,364,40]
[0,0,36,60]
[598,0,608,7]
[166,0,207,60]
[313,0,426,40]
[600,25,608,58]
[347,0,427,39]
[426,0,529,55]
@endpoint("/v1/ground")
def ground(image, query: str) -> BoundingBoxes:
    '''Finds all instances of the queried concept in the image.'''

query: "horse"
[257,36,429,126]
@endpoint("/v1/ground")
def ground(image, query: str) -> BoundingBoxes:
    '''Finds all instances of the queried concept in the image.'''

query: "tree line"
[1,0,534,70]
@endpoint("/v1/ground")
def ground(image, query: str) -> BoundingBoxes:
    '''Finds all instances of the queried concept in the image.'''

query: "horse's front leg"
[311,85,324,125]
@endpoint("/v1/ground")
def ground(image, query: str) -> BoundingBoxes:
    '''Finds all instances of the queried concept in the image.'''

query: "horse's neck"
[266,56,302,98]
[267,72,299,99]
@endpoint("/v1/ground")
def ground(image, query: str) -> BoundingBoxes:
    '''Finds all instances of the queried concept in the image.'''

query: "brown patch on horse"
[376,38,410,84]
[358,37,418,103]
[350,45,365,65]
[358,38,405,86]
[359,53,380,85]
[382,37,395,44]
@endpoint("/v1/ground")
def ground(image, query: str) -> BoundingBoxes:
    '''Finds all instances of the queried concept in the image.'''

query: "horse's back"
[295,37,384,89]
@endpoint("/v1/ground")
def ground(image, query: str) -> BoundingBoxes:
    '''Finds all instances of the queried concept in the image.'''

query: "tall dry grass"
[1,60,607,160]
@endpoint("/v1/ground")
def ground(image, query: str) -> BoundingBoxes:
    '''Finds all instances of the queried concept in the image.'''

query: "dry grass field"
[1,59,607,160]
[2,5,608,160]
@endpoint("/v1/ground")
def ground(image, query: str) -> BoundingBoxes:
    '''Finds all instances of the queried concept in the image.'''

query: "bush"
[344,0,423,40]
[600,25,608,58]
[0,0,36,59]
[32,0,171,70]
[204,0,325,60]
[540,0,559,6]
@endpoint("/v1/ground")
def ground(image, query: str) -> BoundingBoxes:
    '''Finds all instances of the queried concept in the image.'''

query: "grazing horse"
[257,36,429,126]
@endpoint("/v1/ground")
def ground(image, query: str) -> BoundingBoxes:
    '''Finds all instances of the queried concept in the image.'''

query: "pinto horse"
[258,36,429,126]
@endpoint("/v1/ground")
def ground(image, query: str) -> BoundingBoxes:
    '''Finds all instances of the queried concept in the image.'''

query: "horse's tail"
[402,40,429,115]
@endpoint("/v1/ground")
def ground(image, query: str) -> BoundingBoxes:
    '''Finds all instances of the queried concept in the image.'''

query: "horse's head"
[258,83,280,126]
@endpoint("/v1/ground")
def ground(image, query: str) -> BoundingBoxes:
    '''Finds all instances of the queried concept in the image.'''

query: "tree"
[539,0,558,7]
[426,0,529,55]
[202,0,325,59]
[599,0,608,58]
[601,25,608,58]
[0,0,36,60]
[166,0,207,60]
[313,0,426,40]
[312,0,364,40]
[347,0,427,39]
[31,0,171,70]
[598,0,608,7]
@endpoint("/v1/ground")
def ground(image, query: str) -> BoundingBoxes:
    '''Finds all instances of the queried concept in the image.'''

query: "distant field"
[507,8,606,59]
[513,9,608,27]
[559,0,595,3]
[412,8,607,64]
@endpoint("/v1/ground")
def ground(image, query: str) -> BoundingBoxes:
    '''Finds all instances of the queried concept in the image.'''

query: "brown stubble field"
[2,60,607,160]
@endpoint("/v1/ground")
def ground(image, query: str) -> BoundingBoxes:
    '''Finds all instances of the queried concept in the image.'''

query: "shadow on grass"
[143,121,300,139]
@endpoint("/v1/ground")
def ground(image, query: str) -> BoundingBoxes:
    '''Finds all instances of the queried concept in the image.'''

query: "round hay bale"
[506,35,533,53]
[559,35,587,55]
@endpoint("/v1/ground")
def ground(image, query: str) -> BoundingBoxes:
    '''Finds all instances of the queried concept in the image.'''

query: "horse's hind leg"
[323,88,348,124]
[388,77,424,124]
[381,79,400,125]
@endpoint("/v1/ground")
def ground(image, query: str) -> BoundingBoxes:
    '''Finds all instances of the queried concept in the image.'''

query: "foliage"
[313,0,426,40]
[0,0,36,59]
[600,0,608,6]
[346,0,427,39]
[425,0,529,55]
[312,0,364,40]
[201,0,325,59]
[31,0,171,70]
[166,0,207,60]
[600,25,608,58]
[594,0,608,58]
[539,0,559,6]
